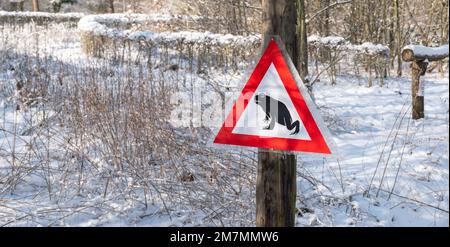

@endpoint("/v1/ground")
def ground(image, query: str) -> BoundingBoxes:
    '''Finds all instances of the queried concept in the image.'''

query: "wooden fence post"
[402,44,449,120]
[410,60,427,119]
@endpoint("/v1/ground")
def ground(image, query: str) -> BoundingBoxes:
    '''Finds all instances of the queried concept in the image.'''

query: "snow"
[307,73,448,226]
[0,10,84,19]
[308,35,390,57]
[308,35,347,49]
[128,31,261,47]
[78,14,261,47]
[349,42,390,57]
[402,44,449,57]
[0,18,448,227]
[77,13,207,32]
[79,16,388,56]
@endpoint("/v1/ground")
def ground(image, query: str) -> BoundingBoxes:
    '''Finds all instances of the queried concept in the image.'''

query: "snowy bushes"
[78,14,261,72]
[78,14,393,81]
[77,13,212,33]
[308,35,390,86]
[0,10,83,26]
[308,35,390,58]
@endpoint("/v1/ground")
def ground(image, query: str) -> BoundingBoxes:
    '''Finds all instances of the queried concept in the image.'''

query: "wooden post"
[402,45,448,120]
[256,0,298,227]
[256,151,296,226]
[410,60,427,119]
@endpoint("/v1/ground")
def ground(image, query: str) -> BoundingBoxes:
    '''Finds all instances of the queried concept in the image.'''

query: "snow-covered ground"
[0,21,448,227]
[301,73,448,226]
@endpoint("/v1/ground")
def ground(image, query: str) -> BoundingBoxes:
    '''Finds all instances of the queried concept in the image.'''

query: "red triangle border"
[214,39,331,154]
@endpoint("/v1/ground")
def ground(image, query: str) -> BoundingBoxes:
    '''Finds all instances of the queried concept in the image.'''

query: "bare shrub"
[0,22,257,226]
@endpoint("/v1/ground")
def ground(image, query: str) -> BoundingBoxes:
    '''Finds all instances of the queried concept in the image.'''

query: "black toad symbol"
[255,93,300,135]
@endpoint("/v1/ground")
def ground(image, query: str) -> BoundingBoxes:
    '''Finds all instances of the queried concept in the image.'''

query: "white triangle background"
[232,63,311,140]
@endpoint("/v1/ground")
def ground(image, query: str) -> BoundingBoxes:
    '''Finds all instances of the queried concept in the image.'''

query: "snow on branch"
[78,14,260,48]
[402,44,449,62]
[308,35,390,57]
[127,31,261,47]
[308,35,347,49]
[306,0,353,23]
[348,42,390,57]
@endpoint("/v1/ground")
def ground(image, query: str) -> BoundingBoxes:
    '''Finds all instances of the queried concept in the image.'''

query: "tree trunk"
[324,0,330,37]
[319,0,331,37]
[411,61,427,119]
[395,0,402,77]
[9,1,24,11]
[297,0,311,94]
[32,0,40,11]
[109,0,115,13]
[442,0,449,44]
[349,0,360,44]
[257,0,298,227]
[381,0,388,79]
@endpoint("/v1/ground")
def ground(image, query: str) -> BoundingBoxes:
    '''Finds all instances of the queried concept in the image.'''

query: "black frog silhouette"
[255,93,300,135]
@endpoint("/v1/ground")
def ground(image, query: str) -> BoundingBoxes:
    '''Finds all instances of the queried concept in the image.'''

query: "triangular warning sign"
[213,38,334,154]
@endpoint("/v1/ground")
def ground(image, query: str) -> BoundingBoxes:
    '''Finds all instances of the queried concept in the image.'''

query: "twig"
[367,98,408,194]
[310,54,345,87]
[336,158,345,193]
[377,188,449,214]
[306,0,353,24]
[388,114,412,200]
[376,105,411,197]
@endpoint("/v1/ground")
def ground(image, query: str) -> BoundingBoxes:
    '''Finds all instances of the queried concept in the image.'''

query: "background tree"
[32,0,39,11]
[297,0,310,93]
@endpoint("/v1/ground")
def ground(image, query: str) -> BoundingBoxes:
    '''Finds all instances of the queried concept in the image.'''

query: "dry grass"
[0,22,258,226]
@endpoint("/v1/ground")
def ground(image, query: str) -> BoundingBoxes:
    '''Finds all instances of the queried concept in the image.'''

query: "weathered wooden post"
[402,44,449,119]
[256,0,298,227]
[410,60,428,119]
[214,0,332,228]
